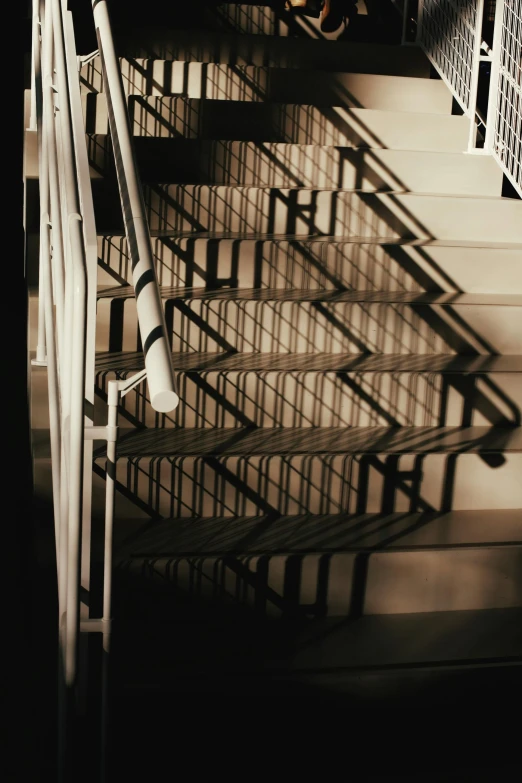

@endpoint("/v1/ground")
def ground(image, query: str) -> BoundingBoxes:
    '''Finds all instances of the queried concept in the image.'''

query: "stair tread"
[96,352,522,373]
[112,608,522,675]
[96,287,522,305]
[102,137,485,157]
[142,184,518,200]
[84,65,445,93]
[288,609,522,671]
[114,509,522,557]
[115,139,496,163]
[104,32,430,72]
[95,425,522,456]
[98,230,522,250]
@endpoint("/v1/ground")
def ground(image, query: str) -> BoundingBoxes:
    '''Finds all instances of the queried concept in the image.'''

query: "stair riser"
[81,63,452,113]
[94,371,521,429]
[89,138,502,196]
[118,546,522,615]
[98,236,522,294]
[96,298,522,354]
[131,186,522,242]
[91,453,522,517]
[85,96,469,151]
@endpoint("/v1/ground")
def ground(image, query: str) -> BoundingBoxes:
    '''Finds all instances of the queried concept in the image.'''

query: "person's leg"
[320,0,357,33]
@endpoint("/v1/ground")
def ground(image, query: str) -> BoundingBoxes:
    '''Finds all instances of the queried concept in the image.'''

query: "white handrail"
[91,0,179,413]
[30,0,180,777]
[48,0,89,690]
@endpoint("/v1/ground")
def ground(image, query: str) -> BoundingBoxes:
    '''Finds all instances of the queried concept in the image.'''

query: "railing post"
[484,0,505,154]
[467,0,486,152]
[28,0,41,132]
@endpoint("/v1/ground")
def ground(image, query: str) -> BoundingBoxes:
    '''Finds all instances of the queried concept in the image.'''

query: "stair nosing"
[91,425,522,457]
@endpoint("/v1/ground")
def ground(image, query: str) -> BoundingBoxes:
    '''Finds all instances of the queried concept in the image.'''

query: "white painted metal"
[31,0,179,775]
[417,0,482,115]
[417,0,522,195]
[91,0,179,413]
[487,0,522,195]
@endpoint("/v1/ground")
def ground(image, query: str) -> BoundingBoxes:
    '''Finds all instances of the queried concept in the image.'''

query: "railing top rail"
[90,0,179,412]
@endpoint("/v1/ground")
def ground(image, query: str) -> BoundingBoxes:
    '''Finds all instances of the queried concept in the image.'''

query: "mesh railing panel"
[418,0,480,114]
[491,0,522,193]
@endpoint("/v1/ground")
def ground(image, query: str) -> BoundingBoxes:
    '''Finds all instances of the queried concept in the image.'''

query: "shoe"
[320,0,349,33]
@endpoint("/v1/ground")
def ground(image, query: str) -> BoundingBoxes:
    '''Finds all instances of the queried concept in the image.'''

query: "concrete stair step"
[97,351,522,374]
[93,185,521,242]
[112,539,522,614]
[85,96,466,150]
[88,138,503,196]
[95,424,522,456]
[81,63,453,114]
[106,28,432,75]
[33,352,521,429]
[33,429,522,518]
[95,288,522,355]
[112,509,522,556]
[85,426,522,516]
[97,234,522,293]
[93,352,522,428]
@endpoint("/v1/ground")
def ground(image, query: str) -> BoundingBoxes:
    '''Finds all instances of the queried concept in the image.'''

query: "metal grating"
[418,0,480,114]
[491,0,522,194]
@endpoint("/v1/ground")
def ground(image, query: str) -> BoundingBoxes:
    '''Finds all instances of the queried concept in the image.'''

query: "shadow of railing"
[86,1,521,542]
[110,502,522,624]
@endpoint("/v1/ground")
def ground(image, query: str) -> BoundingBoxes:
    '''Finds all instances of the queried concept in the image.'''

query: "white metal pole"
[467,0,486,151]
[31,2,47,368]
[28,0,40,132]
[51,0,89,691]
[41,0,66,368]
[92,0,179,414]
[100,379,119,783]
[38,3,64,570]
[40,214,62,568]
[484,0,505,153]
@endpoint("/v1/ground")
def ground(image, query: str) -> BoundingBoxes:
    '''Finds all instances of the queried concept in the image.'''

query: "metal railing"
[29,0,178,778]
[400,0,521,196]
[486,0,522,193]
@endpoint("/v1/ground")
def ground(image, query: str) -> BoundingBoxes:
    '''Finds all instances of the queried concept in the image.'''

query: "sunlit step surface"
[98,425,522,455]
[94,352,522,428]
[115,514,522,615]
[81,63,453,114]
[88,428,522,516]
[85,97,469,151]
[89,139,503,197]
[115,538,522,616]
[97,233,522,293]
[95,289,522,355]
[99,185,522,242]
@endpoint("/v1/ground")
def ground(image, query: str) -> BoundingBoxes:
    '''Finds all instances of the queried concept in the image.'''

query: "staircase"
[29,1,522,779]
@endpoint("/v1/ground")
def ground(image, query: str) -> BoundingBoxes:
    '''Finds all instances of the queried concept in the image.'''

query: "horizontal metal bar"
[80,618,111,633]
[84,425,118,442]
